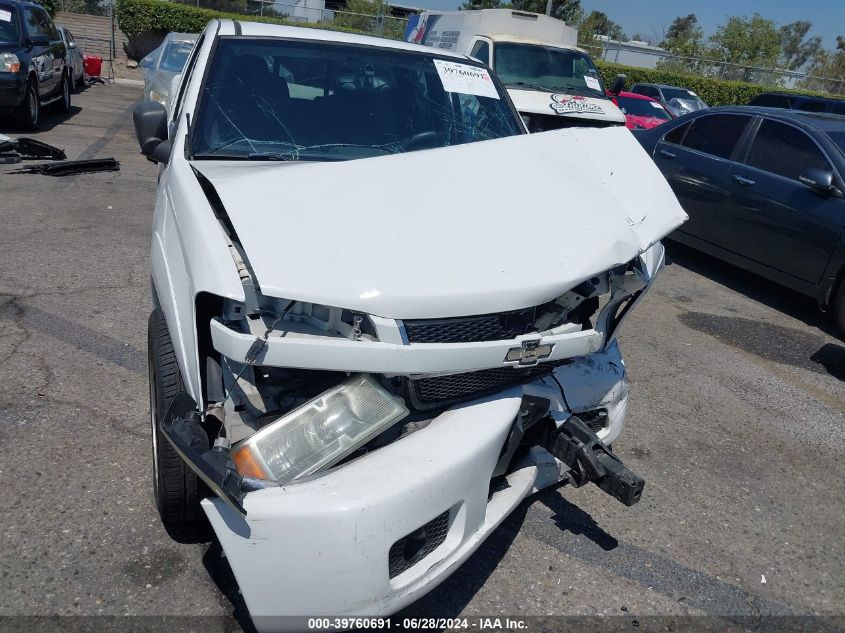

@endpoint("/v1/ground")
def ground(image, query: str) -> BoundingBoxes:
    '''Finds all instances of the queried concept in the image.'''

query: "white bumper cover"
[202,345,628,632]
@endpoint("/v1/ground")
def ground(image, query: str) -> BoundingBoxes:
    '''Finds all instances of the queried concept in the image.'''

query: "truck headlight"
[0,53,21,73]
[231,374,408,483]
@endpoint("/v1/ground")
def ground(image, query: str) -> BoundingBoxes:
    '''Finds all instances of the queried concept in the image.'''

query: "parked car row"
[0,0,104,130]
[634,106,845,332]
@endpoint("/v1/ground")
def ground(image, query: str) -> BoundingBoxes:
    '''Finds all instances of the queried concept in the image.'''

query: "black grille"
[388,510,451,579]
[403,309,537,344]
[406,361,565,410]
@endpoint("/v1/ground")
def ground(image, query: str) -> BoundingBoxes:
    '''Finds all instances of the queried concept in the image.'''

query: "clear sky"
[405,0,844,51]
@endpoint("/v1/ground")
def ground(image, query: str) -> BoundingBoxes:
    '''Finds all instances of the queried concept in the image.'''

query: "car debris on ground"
[6,157,119,176]
[0,133,67,163]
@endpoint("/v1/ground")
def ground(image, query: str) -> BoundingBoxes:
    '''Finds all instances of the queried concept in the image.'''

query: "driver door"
[709,118,845,285]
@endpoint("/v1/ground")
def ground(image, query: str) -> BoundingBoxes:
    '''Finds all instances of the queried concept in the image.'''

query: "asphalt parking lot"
[0,84,843,631]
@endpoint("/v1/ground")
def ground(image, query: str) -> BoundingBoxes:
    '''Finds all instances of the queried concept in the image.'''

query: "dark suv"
[0,0,71,129]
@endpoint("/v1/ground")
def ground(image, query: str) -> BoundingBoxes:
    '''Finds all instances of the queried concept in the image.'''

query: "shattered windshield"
[493,42,606,98]
[191,38,523,161]
[0,6,19,43]
[662,87,706,107]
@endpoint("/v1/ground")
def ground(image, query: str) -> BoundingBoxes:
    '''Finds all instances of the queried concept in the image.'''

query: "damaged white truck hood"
[193,126,686,319]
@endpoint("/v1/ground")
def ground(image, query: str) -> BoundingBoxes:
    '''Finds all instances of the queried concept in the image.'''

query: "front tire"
[13,79,39,130]
[148,309,204,530]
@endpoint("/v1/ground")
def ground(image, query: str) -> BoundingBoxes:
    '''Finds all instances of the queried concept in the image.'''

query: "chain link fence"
[57,0,409,41]
[585,43,845,96]
[160,0,409,39]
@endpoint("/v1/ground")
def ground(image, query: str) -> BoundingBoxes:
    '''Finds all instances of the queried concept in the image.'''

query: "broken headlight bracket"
[493,396,644,507]
[159,391,250,516]
[546,415,645,506]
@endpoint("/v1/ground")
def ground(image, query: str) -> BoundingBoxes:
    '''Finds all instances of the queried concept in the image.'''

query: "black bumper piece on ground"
[547,415,645,506]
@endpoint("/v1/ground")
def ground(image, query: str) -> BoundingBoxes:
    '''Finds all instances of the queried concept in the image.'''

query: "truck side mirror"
[609,74,626,95]
[133,101,171,164]
[29,34,50,47]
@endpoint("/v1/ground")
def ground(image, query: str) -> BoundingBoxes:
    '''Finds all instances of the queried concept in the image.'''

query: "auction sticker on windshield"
[0,9,11,21]
[584,76,601,91]
[433,59,499,99]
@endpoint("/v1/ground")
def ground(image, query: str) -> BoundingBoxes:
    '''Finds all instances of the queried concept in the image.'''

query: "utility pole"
[545,0,552,16]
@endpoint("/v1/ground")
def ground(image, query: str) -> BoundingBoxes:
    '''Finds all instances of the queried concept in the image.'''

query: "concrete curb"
[113,78,144,87]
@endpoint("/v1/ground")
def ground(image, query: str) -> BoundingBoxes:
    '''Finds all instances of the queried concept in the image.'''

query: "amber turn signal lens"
[232,446,271,480]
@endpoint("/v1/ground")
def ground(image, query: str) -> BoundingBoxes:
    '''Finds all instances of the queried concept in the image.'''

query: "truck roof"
[217,19,473,60]
[485,32,585,51]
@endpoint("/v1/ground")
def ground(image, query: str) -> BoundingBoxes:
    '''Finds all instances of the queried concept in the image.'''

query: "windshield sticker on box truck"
[550,94,604,115]
[0,9,11,21]
[584,76,601,91]
[434,60,499,99]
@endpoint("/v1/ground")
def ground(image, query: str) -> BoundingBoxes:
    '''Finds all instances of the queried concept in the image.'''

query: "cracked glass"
[190,37,523,162]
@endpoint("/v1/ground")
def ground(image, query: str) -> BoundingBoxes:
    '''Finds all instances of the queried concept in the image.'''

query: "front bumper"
[202,344,628,632]
[0,73,26,109]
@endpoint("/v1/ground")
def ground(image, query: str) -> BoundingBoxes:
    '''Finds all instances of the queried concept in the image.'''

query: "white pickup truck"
[133,18,686,632]
[404,9,626,132]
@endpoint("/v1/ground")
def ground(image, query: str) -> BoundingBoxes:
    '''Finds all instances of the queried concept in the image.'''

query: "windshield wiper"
[504,81,555,93]
[247,152,298,161]
[555,86,606,98]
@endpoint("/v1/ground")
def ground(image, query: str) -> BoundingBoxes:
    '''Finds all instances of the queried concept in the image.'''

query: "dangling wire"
[221,302,293,405]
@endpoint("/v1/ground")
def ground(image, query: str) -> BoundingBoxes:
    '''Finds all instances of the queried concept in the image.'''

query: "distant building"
[595,36,672,69]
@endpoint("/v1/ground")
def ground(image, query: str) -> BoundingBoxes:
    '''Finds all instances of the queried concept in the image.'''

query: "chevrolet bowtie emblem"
[505,339,554,366]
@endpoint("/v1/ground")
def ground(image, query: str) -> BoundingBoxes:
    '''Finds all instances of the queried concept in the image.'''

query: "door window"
[744,119,832,181]
[172,33,205,122]
[678,114,750,159]
[23,8,45,39]
[662,121,691,145]
[34,8,57,40]
[470,40,490,65]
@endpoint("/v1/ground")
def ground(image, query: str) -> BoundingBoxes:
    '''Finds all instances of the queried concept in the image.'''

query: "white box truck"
[404,9,625,131]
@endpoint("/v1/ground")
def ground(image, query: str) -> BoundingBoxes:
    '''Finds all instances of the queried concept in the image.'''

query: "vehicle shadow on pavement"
[0,105,82,134]
[535,489,619,552]
[203,539,259,633]
[664,241,842,340]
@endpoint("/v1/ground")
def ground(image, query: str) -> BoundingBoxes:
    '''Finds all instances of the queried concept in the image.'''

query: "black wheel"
[833,279,845,337]
[13,79,39,130]
[55,72,71,113]
[148,309,204,529]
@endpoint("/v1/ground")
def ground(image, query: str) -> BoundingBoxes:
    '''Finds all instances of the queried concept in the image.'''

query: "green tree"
[708,13,780,80]
[778,21,822,71]
[460,0,505,9]
[804,35,845,95]
[577,10,624,48]
[334,0,403,39]
[508,0,582,23]
[660,14,703,56]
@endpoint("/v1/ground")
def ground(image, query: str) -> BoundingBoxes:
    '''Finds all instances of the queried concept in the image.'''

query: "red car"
[607,90,673,130]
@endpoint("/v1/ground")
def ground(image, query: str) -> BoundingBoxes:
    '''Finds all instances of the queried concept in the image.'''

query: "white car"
[133,19,686,632]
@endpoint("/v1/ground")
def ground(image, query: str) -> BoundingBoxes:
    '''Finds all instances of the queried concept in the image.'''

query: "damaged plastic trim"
[6,158,120,176]
[158,391,253,516]
[207,250,660,376]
